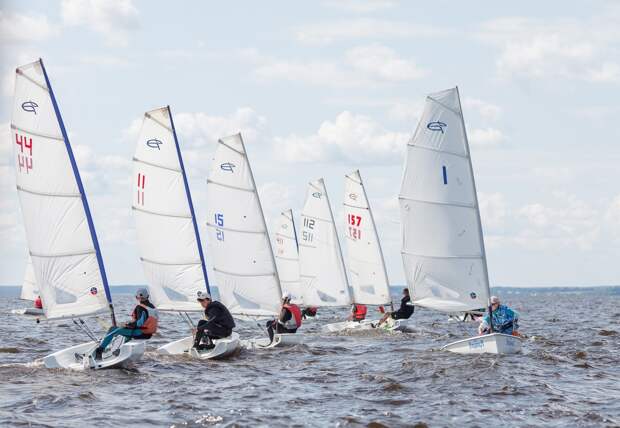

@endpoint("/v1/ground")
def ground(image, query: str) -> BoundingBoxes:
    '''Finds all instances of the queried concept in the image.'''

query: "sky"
[1,0,620,287]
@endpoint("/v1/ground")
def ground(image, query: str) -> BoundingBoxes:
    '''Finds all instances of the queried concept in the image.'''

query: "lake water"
[0,288,619,427]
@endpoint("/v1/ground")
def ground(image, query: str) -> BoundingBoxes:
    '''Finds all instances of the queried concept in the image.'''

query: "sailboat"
[323,170,400,332]
[130,106,239,360]
[299,178,352,320]
[273,209,305,305]
[399,87,522,354]
[11,59,144,369]
[11,256,44,316]
[206,133,303,348]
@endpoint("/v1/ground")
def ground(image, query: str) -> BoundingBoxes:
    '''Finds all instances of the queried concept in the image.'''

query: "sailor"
[266,291,302,342]
[478,295,520,336]
[34,295,43,310]
[348,303,367,322]
[375,288,414,328]
[94,288,158,359]
[193,291,236,350]
[301,306,318,319]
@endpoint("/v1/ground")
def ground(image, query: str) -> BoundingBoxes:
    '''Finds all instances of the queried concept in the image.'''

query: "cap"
[490,295,500,304]
[197,291,211,301]
[135,288,149,299]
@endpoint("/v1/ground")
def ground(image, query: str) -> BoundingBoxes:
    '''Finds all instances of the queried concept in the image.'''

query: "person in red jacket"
[34,296,43,310]
[265,291,302,343]
[347,303,367,322]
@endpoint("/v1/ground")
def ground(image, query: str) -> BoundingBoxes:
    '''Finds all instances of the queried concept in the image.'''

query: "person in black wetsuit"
[375,288,414,328]
[193,291,235,350]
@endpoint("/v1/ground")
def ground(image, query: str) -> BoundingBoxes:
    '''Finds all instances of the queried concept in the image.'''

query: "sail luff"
[323,178,351,300]
[168,105,210,294]
[39,59,116,326]
[289,209,300,252]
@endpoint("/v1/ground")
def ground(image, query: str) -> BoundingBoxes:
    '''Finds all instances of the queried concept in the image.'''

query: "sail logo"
[427,121,447,133]
[312,192,322,199]
[90,287,98,296]
[21,101,38,114]
[146,139,163,150]
[349,193,358,201]
[15,134,33,174]
[220,162,235,173]
[470,292,477,299]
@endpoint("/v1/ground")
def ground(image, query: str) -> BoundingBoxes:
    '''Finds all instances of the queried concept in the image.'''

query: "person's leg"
[99,327,123,350]
[193,320,208,348]
[266,320,276,342]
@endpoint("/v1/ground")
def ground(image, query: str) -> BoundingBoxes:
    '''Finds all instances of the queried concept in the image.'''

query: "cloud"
[386,101,424,123]
[0,11,58,45]
[296,18,441,45]
[273,111,408,164]
[468,127,505,147]
[321,0,396,14]
[250,44,427,87]
[61,0,139,47]
[479,192,507,231]
[463,98,502,121]
[476,15,620,83]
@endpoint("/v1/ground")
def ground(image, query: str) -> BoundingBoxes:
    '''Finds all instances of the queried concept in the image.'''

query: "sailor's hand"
[192,328,197,335]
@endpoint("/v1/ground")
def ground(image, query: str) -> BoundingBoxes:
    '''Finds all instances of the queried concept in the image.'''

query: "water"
[1,290,619,427]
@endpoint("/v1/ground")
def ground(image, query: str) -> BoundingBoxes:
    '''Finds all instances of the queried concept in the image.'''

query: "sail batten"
[399,87,489,313]
[206,133,282,317]
[299,179,351,307]
[344,170,391,305]
[12,59,112,321]
[132,106,208,312]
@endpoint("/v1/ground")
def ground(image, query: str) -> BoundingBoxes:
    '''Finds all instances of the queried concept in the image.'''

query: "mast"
[289,209,300,252]
[238,134,283,299]
[39,59,116,326]
[168,106,210,294]
[455,86,492,331]
[321,178,352,304]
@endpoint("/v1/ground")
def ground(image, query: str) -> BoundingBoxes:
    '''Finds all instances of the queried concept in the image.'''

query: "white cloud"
[0,11,58,45]
[80,55,132,68]
[321,0,396,14]
[463,98,502,121]
[386,101,424,123]
[296,18,441,45]
[61,0,139,47]
[468,127,505,147]
[479,192,506,231]
[273,111,408,164]
[477,16,620,83]
[250,44,427,87]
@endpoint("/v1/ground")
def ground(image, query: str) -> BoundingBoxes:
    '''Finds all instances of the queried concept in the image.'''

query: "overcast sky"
[2,0,620,287]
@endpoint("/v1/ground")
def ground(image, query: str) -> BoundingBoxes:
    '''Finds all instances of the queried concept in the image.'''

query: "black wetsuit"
[391,295,414,320]
[194,301,235,347]
[266,307,297,342]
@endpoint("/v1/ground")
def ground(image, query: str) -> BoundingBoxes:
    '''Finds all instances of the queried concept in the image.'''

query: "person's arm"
[125,307,146,329]
[205,306,223,326]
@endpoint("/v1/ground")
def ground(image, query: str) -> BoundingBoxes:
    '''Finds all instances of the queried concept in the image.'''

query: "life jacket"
[132,303,159,335]
[305,307,318,317]
[34,296,43,309]
[282,303,302,330]
[352,304,367,321]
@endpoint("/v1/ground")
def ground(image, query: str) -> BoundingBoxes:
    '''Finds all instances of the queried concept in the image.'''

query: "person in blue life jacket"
[93,288,158,360]
[265,291,302,343]
[478,295,521,336]
[193,291,236,350]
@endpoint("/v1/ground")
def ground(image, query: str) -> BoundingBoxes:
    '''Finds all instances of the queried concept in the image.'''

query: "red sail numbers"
[15,133,33,173]
[347,214,362,240]
[137,172,146,205]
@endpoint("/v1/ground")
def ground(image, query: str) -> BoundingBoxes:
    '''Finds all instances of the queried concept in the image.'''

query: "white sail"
[11,59,111,320]
[299,179,351,307]
[273,209,304,304]
[399,87,490,313]
[344,170,391,305]
[20,255,38,301]
[206,133,281,317]
[132,106,208,312]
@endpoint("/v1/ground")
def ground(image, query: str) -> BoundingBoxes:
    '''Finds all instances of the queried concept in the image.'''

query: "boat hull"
[323,317,411,333]
[43,340,145,370]
[442,333,523,354]
[11,308,44,317]
[157,333,240,360]
[243,333,305,349]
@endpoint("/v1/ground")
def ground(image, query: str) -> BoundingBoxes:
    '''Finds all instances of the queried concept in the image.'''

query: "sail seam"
[343,202,369,210]
[206,179,254,193]
[218,139,246,156]
[407,143,468,159]
[145,111,173,132]
[206,222,266,234]
[399,196,476,209]
[30,249,95,258]
[16,69,48,91]
[275,255,298,262]
[132,205,191,219]
[427,95,461,115]
[213,267,275,277]
[10,124,63,141]
[401,250,483,259]
[17,185,80,198]
[141,257,201,266]
[301,214,332,223]
[275,232,296,240]
[133,156,182,173]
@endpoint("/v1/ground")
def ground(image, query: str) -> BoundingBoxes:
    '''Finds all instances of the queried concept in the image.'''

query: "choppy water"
[1,290,619,427]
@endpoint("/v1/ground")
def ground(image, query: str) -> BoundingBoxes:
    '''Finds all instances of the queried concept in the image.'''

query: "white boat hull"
[323,317,411,333]
[11,308,44,317]
[43,339,145,370]
[157,332,240,360]
[243,333,305,349]
[442,333,523,355]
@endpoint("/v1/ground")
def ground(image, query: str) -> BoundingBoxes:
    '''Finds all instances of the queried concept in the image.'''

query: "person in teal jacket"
[478,295,520,335]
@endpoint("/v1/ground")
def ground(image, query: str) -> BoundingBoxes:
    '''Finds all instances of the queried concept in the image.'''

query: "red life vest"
[131,303,159,335]
[353,304,367,321]
[305,307,317,316]
[34,296,43,309]
[282,303,302,329]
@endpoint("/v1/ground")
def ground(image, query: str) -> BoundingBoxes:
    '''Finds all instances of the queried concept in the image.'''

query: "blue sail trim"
[38,59,115,322]
[167,106,210,293]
